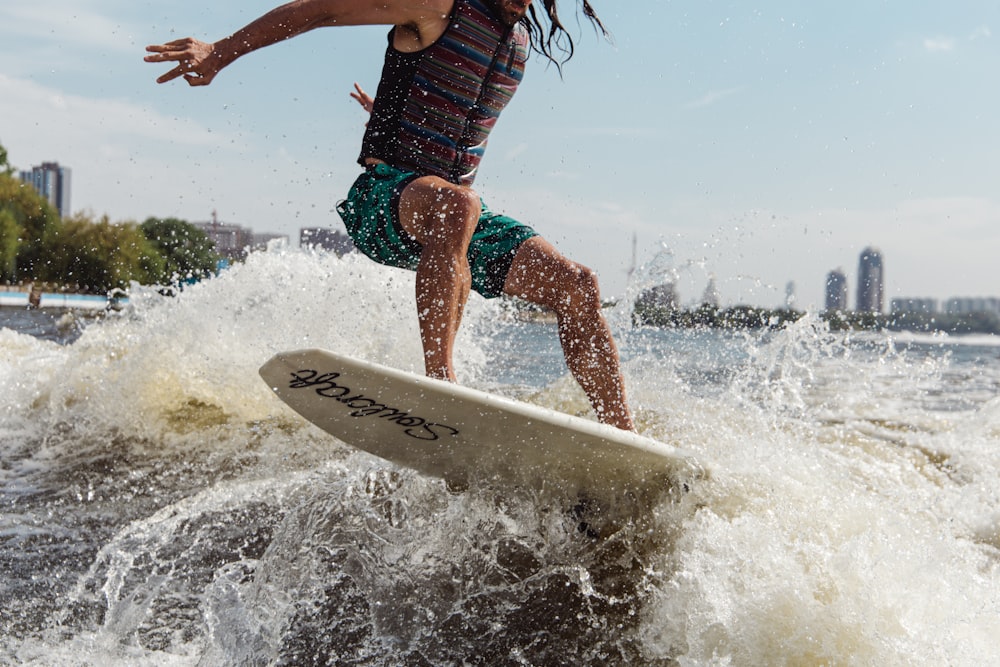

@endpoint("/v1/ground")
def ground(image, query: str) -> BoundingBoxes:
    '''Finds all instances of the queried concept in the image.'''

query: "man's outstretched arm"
[144,0,451,86]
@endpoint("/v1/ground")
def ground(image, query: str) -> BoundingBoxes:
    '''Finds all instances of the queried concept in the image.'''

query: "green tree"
[0,169,61,282]
[140,217,220,285]
[0,209,20,281]
[0,142,13,175]
[0,145,25,281]
[41,214,164,292]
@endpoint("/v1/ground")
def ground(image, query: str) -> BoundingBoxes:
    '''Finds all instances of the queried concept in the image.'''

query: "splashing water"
[1,247,998,665]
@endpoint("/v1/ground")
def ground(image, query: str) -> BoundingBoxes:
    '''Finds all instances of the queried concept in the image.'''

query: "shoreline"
[633,305,1000,336]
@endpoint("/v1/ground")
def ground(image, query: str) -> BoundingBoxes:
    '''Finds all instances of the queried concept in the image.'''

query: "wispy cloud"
[919,26,990,53]
[969,25,992,41]
[0,73,241,220]
[0,74,228,150]
[923,37,956,53]
[684,86,747,110]
[0,4,139,51]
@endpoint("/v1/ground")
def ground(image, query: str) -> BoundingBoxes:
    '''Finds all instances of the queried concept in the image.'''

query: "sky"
[2,0,998,308]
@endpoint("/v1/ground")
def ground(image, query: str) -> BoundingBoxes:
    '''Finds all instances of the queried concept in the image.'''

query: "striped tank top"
[358,0,528,186]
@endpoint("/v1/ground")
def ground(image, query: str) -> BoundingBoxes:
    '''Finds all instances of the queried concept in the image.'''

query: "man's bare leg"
[504,237,635,432]
[397,176,481,381]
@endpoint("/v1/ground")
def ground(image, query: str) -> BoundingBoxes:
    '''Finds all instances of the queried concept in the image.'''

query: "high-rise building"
[856,247,884,313]
[18,161,72,217]
[825,269,848,311]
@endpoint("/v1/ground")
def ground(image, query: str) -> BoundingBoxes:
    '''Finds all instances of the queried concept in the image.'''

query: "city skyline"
[2,2,999,308]
[8,156,995,313]
[178,214,1000,312]
[151,209,1000,312]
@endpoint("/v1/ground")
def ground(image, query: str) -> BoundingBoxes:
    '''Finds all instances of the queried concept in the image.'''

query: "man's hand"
[144,38,222,86]
[350,82,374,114]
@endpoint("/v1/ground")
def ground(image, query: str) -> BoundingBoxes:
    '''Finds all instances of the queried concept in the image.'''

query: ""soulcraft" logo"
[287,368,460,442]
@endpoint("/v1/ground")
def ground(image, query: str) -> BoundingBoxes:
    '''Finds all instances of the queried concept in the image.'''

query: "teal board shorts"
[336,163,538,299]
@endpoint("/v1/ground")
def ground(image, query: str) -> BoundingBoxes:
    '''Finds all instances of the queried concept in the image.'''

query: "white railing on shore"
[0,292,29,307]
[38,293,111,310]
[0,291,127,310]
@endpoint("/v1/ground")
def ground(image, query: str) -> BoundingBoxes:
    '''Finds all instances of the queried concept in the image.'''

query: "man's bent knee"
[400,178,481,250]
[558,263,602,314]
[505,238,604,312]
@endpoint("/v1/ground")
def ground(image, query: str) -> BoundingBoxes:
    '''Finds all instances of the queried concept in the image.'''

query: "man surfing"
[146,0,635,431]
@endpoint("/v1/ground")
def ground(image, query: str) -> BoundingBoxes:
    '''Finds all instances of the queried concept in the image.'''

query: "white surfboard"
[259,348,705,500]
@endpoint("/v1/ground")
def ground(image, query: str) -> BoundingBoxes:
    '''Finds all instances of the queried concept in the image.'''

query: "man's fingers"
[145,53,182,65]
[143,49,175,63]
[145,42,189,60]
[145,38,195,53]
[144,39,203,67]
[155,66,187,84]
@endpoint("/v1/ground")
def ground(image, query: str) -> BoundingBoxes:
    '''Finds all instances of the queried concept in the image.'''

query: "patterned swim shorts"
[336,163,538,299]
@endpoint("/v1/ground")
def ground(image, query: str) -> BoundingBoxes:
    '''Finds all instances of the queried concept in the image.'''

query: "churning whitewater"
[1,246,998,665]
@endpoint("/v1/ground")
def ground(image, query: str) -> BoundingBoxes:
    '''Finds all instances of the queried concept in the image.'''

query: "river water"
[1,247,998,665]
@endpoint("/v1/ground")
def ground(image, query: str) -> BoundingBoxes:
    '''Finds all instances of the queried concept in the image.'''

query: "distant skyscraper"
[784,281,796,310]
[856,247,884,313]
[18,161,71,217]
[825,269,848,311]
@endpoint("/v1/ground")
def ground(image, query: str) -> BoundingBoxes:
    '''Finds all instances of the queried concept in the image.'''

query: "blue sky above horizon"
[2,0,998,308]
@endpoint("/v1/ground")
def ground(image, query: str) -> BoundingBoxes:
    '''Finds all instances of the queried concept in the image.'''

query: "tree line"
[1,143,220,294]
[634,302,1000,336]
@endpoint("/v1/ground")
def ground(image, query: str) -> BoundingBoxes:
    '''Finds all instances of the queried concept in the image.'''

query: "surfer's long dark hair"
[524,0,610,70]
